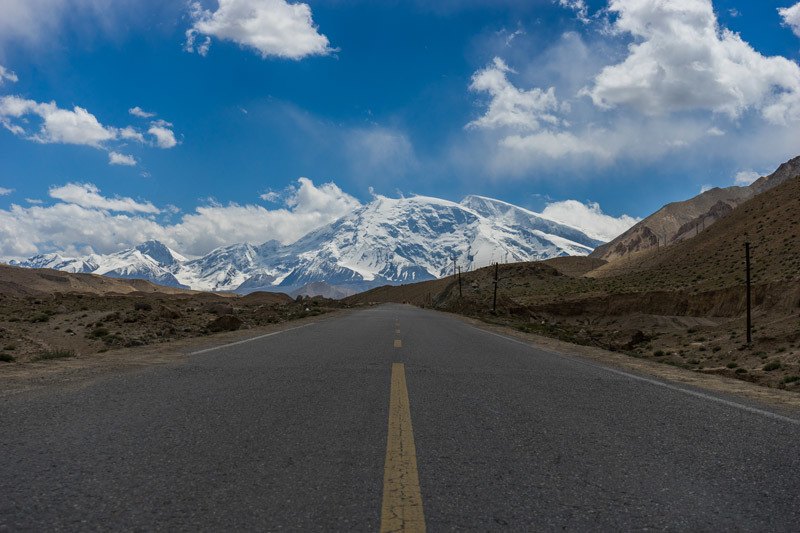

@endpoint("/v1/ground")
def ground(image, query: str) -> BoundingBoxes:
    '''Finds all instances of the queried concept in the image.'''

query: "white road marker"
[475,327,800,426]
[189,323,316,355]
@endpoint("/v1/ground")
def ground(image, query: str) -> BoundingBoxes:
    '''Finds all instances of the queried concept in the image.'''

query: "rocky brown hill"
[0,264,196,297]
[591,155,800,261]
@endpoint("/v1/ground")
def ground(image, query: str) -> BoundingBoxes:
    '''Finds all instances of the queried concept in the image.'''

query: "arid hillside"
[0,264,197,297]
[0,265,338,364]
[591,155,800,261]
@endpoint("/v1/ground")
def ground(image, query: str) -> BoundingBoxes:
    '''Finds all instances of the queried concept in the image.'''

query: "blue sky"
[1,0,799,258]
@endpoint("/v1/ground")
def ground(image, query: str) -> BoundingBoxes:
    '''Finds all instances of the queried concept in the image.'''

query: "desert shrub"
[0,353,15,362]
[763,361,781,371]
[103,334,123,345]
[29,313,50,323]
[781,375,800,384]
[134,301,153,312]
[158,306,181,320]
[3,343,16,351]
[36,348,75,360]
[205,303,234,316]
[88,327,109,338]
[735,368,747,374]
[726,362,738,368]
[207,315,242,332]
[653,350,665,357]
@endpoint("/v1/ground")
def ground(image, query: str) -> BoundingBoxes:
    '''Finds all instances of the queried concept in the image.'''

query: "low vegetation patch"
[88,327,110,339]
[133,301,153,312]
[35,348,76,361]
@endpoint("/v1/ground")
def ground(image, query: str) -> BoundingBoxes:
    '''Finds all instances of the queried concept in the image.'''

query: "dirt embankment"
[0,289,342,365]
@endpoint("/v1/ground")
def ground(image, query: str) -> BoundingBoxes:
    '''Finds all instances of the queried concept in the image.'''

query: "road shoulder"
[0,309,352,397]
[447,310,800,414]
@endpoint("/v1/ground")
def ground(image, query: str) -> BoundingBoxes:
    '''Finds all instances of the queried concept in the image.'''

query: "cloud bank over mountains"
[0,177,634,261]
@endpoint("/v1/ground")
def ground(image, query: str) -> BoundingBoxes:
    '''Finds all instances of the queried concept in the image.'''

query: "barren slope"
[0,264,194,297]
[591,155,800,261]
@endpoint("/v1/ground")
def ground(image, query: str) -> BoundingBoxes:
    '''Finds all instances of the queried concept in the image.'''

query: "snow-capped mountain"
[13,241,189,289]
[14,253,99,274]
[11,194,606,295]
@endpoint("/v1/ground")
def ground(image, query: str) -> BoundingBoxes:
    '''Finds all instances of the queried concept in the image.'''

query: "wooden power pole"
[492,262,499,313]
[457,266,462,298]
[745,242,752,344]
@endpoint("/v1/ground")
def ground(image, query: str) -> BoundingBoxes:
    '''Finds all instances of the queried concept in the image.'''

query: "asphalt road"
[2,304,800,531]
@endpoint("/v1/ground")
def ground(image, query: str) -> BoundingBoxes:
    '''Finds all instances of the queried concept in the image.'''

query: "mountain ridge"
[591,155,800,261]
[10,193,605,296]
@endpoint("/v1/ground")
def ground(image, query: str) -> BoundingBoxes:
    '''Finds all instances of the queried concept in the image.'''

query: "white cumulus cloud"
[557,0,590,24]
[0,187,13,196]
[0,65,18,84]
[148,120,178,149]
[108,151,137,166]
[542,199,640,241]
[129,106,155,118]
[0,96,117,147]
[48,183,159,213]
[185,0,334,60]
[780,3,800,38]
[467,58,561,131]
[260,191,281,202]
[0,96,180,158]
[583,0,800,123]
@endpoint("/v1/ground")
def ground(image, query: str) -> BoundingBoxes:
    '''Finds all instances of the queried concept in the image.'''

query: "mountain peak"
[135,240,186,266]
[14,192,611,293]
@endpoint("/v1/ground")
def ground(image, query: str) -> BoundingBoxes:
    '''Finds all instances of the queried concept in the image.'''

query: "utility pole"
[453,257,457,279]
[492,262,499,313]
[745,242,752,344]
[457,266,462,298]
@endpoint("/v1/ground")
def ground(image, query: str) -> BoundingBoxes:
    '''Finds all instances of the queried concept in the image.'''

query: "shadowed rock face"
[591,155,800,262]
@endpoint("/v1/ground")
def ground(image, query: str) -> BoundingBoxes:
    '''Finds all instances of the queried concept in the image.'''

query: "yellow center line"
[380,363,425,533]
